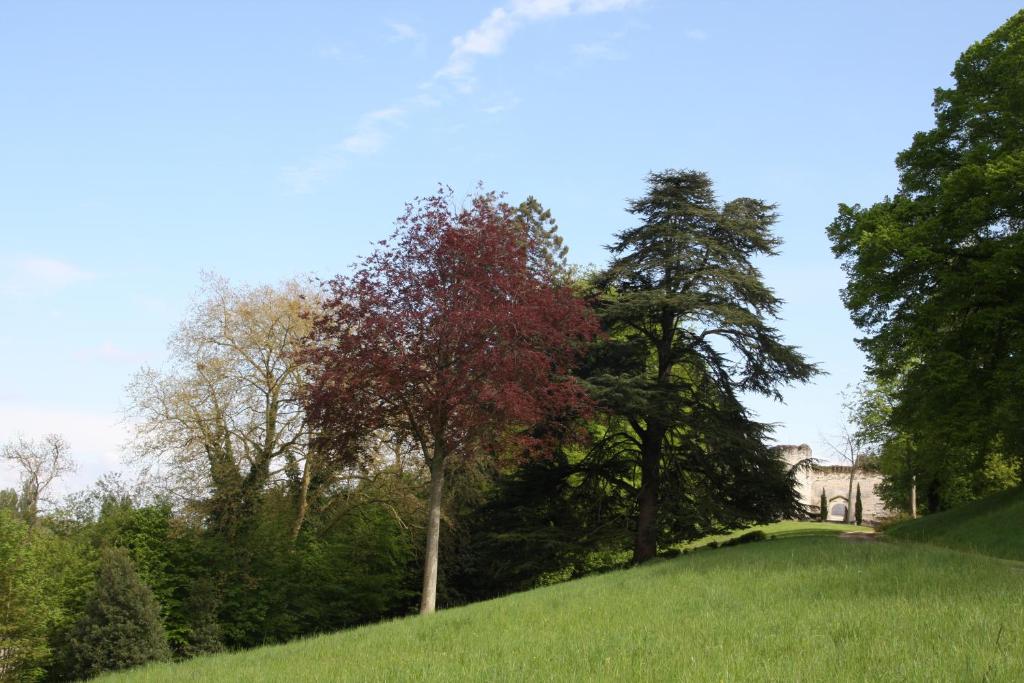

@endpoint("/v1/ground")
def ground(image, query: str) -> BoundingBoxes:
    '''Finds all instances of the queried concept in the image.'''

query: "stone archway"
[827,496,849,522]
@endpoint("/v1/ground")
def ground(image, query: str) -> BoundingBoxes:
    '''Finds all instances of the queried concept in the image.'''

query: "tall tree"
[828,11,1024,495]
[591,170,818,563]
[305,188,596,613]
[127,275,361,539]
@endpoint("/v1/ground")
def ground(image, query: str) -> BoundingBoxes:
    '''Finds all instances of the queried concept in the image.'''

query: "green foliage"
[97,530,1024,682]
[588,169,818,561]
[0,511,58,681]
[855,484,863,526]
[820,488,828,522]
[828,11,1024,501]
[64,546,170,679]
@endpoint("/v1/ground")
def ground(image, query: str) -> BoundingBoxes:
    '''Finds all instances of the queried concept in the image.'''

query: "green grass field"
[102,526,1023,682]
[886,487,1024,561]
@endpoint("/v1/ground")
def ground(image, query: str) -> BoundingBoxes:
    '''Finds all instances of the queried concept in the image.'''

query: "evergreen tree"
[590,170,819,562]
[820,489,828,522]
[855,483,863,526]
[65,547,170,679]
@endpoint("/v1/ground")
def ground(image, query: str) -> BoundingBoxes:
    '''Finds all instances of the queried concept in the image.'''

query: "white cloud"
[388,22,420,42]
[341,107,406,155]
[435,0,641,89]
[1,257,94,298]
[685,28,708,41]
[282,108,405,192]
[283,0,640,192]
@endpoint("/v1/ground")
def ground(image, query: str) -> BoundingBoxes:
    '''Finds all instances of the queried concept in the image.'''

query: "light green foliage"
[99,529,1022,682]
[0,511,58,681]
[887,487,1024,561]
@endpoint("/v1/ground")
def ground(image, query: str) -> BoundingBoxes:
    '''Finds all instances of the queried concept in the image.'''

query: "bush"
[65,546,170,679]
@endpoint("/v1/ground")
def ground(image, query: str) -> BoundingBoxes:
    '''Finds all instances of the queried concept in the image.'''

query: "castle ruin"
[775,444,891,524]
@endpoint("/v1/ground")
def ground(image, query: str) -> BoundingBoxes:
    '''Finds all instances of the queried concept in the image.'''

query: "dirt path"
[839,531,881,542]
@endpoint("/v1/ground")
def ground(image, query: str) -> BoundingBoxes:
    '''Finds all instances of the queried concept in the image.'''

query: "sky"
[1,0,1020,494]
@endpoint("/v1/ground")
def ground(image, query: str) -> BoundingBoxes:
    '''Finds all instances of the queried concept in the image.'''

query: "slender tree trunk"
[844,458,856,524]
[420,453,446,614]
[632,426,663,564]
[910,474,918,519]
[290,453,314,542]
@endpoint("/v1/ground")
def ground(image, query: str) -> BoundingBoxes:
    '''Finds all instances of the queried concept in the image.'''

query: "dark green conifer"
[66,546,170,679]
[590,170,820,562]
[855,483,864,526]
[820,489,828,522]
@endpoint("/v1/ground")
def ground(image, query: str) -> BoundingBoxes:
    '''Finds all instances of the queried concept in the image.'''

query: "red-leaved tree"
[304,188,596,614]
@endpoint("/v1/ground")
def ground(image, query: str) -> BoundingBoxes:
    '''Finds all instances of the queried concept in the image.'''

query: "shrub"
[65,546,170,679]
[819,489,828,522]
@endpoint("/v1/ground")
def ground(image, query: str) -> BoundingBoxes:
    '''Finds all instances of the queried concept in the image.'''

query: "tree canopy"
[304,188,596,613]
[588,169,819,562]
[828,10,1024,505]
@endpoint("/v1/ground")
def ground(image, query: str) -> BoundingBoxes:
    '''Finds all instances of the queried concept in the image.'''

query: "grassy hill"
[886,487,1024,561]
[102,525,1024,682]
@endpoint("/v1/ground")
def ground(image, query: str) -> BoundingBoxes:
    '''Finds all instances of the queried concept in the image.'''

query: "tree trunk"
[844,459,856,524]
[419,453,446,614]
[632,426,663,564]
[290,452,314,543]
[910,475,917,519]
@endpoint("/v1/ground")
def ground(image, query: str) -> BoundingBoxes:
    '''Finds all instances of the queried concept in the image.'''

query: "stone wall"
[775,444,891,523]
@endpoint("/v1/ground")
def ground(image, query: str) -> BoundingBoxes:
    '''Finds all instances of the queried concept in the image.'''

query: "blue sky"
[1,0,1019,491]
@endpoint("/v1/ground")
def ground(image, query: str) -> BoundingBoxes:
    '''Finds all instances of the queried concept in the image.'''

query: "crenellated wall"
[775,444,891,523]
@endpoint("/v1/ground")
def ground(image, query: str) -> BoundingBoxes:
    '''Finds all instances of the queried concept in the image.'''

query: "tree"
[127,275,360,539]
[1,434,75,524]
[0,511,57,681]
[65,546,170,679]
[820,489,828,522]
[855,483,863,526]
[828,11,1024,493]
[305,188,596,613]
[590,170,819,562]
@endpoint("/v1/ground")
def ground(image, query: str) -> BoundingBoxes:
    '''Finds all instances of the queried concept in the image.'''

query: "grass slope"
[103,532,1023,682]
[887,487,1024,561]
[673,520,873,551]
